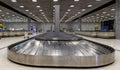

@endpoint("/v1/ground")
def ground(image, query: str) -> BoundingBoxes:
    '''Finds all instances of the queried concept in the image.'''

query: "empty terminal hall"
[0,0,120,70]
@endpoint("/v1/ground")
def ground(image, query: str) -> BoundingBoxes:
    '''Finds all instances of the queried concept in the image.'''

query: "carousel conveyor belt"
[7,32,115,67]
[10,40,111,56]
[8,39,115,67]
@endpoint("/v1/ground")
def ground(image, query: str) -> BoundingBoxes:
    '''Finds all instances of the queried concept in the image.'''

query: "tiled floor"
[0,35,120,70]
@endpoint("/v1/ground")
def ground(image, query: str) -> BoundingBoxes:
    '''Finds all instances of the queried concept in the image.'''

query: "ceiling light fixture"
[20,6,24,8]
[75,14,77,16]
[11,0,17,2]
[82,9,86,11]
[2,15,5,16]
[67,9,71,11]
[102,12,107,14]
[107,14,110,16]
[41,12,44,15]
[0,10,2,12]
[70,5,75,7]
[96,0,101,1]
[78,12,81,14]
[96,14,99,16]
[29,12,32,14]
[6,13,9,15]
[53,0,58,2]
[74,0,79,2]
[65,12,69,14]
[36,5,40,8]
[32,0,37,2]
[12,15,15,16]
[111,8,115,11]
[88,5,93,7]
[39,9,43,12]
[25,10,29,12]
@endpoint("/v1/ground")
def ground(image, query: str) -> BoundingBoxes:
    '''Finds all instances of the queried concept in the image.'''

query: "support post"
[115,0,120,39]
[54,5,60,32]
[79,17,82,31]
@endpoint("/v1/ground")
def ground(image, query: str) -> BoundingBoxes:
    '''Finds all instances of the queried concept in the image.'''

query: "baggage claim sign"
[0,23,3,28]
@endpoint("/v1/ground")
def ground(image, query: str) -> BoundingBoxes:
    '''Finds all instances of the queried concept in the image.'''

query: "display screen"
[103,25,108,30]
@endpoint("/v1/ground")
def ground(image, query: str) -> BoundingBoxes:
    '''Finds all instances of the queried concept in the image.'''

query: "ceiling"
[81,4,115,23]
[0,0,115,23]
[0,5,28,22]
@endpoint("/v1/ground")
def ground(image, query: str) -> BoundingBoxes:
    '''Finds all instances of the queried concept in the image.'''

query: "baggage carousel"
[7,32,115,68]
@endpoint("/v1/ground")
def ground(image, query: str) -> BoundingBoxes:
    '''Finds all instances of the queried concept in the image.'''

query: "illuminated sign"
[0,23,3,27]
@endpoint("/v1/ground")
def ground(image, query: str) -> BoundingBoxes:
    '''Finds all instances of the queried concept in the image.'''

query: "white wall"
[2,22,101,31]
[3,22,29,30]
[81,23,101,31]
[71,22,101,31]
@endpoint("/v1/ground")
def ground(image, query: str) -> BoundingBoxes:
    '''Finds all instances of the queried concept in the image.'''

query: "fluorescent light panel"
[20,6,24,8]
[11,0,17,2]
[53,0,58,2]
[88,5,93,7]
[32,0,37,2]
[36,5,40,8]
[74,0,79,2]
[70,5,75,7]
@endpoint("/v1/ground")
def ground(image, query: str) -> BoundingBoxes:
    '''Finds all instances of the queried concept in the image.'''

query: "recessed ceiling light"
[88,5,93,7]
[53,0,58,2]
[96,0,101,1]
[11,0,17,2]
[74,0,79,2]
[111,16,114,17]
[65,12,69,14]
[101,16,104,17]
[12,15,15,16]
[111,8,115,11]
[29,12,32,14]
[82,9,86,11]
[32,0,37,2]
[70,5,75,7]
[41,12,44,14]
[33,14,35,16]
[25,10,29,12]
[97,17,99,18]
[78,12,81,14]
[43,15,45,16]
[6,13,9,14]
[0,10,2,12]
[20,6,24,8]
[53,5,55,7]
[36,5,40,8]
[39,9,43,12]
[17,16,19,18]
[2,15,5,16]
[75,14,77,16]
[107,14,110,16]
[102,12,107,14]
[96,14,99,16]
[67,9,71,11]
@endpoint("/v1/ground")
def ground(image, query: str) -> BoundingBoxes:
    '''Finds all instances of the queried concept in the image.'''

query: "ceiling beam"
[72,0,115,21]
[0,1,37,22]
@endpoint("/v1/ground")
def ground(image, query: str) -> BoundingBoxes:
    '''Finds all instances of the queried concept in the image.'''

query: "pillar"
[78,17,82,31]
[115,0,120,39]
[54,5,60,32]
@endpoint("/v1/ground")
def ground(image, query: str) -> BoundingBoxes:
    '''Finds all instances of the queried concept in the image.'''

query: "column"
[78,17,82,31]
[115,0,120,39]
[54,5,60,32]
[27,18,31,31]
